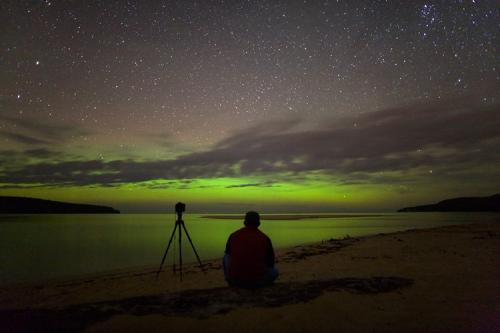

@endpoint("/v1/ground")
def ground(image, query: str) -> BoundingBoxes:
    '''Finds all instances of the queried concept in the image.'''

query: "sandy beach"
[1,222,499,333]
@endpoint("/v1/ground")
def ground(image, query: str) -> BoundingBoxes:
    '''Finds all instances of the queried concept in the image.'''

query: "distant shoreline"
[0,196,120,214]
[398,193,499,212]
[201,214,384,220]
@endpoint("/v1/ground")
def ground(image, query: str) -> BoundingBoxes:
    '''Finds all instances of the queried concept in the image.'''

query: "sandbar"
[201,214,384,220]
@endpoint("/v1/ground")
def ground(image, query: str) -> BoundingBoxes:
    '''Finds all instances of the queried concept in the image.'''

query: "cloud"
[0,148,65,163]
[0,98,499,186]
[225,181,276,188]
[0,115,91,146]
[0,132,50,145]
[22,148,64,159]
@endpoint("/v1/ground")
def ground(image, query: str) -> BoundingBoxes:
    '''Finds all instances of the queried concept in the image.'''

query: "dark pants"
[223,254,279,288]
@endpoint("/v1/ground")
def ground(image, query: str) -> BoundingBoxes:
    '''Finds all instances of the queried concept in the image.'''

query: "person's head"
[244,211,260,228]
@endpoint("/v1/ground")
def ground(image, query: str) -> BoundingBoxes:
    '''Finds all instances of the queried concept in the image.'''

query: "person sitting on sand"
[223,211,278,288]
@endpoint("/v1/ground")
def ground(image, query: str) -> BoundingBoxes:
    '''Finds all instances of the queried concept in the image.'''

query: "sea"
[0,212,498,286]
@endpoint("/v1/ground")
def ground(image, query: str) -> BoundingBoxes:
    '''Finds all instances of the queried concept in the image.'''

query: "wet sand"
[0,222,499,333]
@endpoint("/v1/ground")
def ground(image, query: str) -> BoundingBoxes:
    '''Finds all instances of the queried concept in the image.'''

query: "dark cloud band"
[1,99,499,186]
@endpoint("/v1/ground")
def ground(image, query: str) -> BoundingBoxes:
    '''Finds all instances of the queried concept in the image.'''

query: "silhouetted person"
[223,211,278,288]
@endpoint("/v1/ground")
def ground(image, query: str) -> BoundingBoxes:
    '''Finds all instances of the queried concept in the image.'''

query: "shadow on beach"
[0,276,412,333]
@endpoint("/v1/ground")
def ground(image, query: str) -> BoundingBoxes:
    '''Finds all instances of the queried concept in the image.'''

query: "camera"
[175,202,186,216]
[158,201,204,280]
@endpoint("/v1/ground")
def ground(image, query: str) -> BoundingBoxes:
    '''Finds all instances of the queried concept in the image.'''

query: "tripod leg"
[179,219,182,281]
[156,222,178,279]
[181,222,205,272]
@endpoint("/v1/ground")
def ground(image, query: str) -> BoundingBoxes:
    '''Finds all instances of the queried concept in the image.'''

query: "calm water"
[0,213,498,285]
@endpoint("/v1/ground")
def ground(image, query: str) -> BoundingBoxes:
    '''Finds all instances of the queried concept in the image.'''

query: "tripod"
[156,202,204,281]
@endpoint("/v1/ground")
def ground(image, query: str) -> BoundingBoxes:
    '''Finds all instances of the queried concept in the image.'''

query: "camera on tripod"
[175,202,186,219]
[157,202,204,281]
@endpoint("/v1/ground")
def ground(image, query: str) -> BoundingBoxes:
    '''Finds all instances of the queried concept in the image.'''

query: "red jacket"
[225,226,275,284]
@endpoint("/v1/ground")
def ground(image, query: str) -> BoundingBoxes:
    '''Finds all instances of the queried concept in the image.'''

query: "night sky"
[0,1,498,212]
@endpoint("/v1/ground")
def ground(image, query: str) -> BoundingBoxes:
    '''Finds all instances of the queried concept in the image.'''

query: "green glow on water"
[0,212,497,285]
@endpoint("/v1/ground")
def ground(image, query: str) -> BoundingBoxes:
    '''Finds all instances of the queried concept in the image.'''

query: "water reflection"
[0,213,497,284]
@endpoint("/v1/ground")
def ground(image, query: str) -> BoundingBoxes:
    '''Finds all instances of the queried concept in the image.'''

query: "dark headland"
[398,194,500,212]
[0,196,120,214]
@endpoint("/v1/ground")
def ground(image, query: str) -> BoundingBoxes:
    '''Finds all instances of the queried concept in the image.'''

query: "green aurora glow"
[1,1,499,212]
